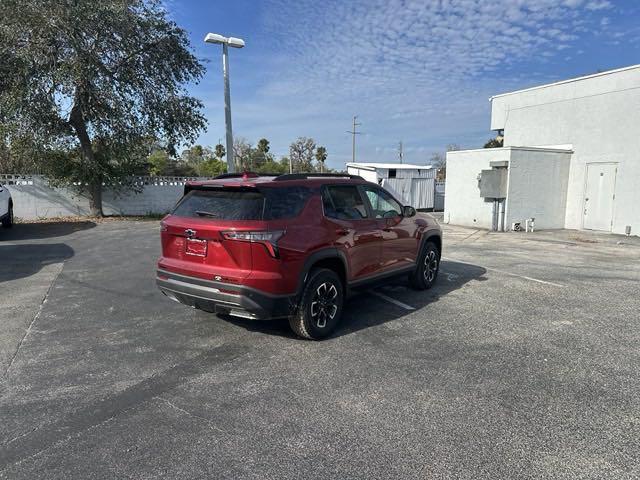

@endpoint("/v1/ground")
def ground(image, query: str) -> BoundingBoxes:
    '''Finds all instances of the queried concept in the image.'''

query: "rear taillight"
[222,230,284,258]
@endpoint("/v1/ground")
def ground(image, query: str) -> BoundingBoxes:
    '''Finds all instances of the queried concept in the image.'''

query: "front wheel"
[409,241,440,290]
[2,204,13,228]
[289,268,344,340]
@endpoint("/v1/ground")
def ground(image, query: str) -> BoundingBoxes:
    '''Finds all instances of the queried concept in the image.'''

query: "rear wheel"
[289,268,344,340]
[2,203,13,228]
[409,241,440,290]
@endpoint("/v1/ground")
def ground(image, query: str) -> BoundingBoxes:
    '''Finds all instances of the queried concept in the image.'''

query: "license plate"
[185,238,207,256]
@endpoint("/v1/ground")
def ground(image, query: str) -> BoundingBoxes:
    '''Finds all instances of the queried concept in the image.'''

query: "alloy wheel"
[310,282,338,328]
[423,250,438,283]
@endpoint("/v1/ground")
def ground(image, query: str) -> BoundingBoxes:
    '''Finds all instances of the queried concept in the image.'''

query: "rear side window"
[172,187,312,220]
[322,185,368,220]
[262,186,312,220]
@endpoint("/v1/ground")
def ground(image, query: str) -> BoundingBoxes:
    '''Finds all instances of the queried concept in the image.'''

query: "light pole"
[204,33,245,173]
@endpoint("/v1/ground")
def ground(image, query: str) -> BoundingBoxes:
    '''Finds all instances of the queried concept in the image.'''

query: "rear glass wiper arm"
[195,210,219,217]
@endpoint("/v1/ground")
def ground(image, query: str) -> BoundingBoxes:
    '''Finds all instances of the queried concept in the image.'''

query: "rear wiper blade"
[195,210,219,217]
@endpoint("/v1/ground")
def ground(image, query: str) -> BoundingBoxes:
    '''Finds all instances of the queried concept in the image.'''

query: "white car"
[0,181,14,228]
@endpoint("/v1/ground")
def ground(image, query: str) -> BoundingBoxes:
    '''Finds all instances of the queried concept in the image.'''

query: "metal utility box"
[479,169,507,198]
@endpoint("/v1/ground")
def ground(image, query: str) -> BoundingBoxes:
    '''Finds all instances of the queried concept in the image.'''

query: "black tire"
[289,268,344,340]
[409,241,440,290]
[2,203,13,228]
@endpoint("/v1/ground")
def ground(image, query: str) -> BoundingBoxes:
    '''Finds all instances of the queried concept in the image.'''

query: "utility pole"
[346,115,362,163]
[398,141,404,164]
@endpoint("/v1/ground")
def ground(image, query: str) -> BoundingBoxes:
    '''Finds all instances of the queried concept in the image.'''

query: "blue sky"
[167,0,640,169]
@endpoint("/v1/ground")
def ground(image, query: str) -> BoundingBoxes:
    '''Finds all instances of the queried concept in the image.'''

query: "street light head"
[204,33,227,44]
[204,33,245,48]
[227,37,245,48]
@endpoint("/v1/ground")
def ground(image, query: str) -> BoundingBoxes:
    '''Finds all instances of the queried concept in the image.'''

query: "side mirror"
[403,206,416,217]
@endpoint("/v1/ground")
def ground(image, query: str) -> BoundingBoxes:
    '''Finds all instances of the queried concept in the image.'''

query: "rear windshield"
[172,187,312,220]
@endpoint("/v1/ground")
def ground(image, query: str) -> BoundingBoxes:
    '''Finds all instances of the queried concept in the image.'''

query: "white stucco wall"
[444,148,511,229]
[491,65,640,235]
[1,175,194,220]
[506,149,572,230]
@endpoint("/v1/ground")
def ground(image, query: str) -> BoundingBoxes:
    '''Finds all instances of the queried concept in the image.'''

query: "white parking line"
[443,256,566,288]
[370,291,415,311]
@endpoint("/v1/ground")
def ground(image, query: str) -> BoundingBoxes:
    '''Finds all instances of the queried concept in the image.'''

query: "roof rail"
[213,172,283,180]
[213,172,260,179]
[273,173,364,181]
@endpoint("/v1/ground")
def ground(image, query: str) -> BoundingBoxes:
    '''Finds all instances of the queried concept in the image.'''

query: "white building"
[445,64,640,236]
[346,162,436,209]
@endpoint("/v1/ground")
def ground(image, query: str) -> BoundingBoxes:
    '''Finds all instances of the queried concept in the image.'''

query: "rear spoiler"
[183,182,259,196]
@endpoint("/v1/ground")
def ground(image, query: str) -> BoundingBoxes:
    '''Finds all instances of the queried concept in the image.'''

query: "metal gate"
[434,181,445,211]
[384,177,435,209]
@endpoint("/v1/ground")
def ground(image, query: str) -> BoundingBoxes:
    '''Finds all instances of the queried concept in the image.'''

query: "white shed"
[346,162,437,209]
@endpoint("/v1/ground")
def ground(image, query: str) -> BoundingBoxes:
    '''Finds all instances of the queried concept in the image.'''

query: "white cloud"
[195,0,623,168]
[586,1,612,11]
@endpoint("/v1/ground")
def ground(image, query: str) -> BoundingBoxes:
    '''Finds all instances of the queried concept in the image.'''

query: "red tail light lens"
[222,230,284,258]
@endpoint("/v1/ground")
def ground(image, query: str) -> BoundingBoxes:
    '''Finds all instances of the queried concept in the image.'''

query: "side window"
[263,186,312,220]
[363,186,402,219]
[322,185,368,220]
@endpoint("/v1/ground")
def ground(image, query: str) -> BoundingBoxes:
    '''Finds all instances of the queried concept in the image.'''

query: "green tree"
[255,158,288,175]
[198,158,227,177]
[214,143,226,160]
[315,146,328,173]
[148,150,170,176]
[0,0,206,215]
[251,138,273,169]
[483,137,504,148]
[0,128,49,174]
[257,138,270,154]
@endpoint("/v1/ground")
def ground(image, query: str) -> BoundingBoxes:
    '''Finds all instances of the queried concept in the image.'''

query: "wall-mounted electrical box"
[479,169,508,198]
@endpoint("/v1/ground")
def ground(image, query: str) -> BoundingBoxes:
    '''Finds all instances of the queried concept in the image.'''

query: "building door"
[583,163,617,231]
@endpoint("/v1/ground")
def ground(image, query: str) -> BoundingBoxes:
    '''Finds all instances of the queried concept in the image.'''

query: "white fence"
[1,173,448,219]
[0,174,204,220]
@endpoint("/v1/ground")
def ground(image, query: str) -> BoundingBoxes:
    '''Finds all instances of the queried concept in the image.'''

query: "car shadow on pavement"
[0,243,75,283]
[220,260,487,340]
[0,221,96,241]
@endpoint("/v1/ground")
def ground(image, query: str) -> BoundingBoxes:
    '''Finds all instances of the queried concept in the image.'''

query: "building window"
[388,169,397,178]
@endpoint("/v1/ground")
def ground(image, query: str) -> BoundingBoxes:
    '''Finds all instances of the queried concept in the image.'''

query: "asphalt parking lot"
[1,220,640,479]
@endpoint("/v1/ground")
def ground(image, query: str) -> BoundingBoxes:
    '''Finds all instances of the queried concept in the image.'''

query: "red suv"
[156,173,442,339]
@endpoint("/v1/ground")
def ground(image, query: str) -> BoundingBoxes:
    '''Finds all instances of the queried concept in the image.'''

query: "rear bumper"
[156,269,295,320]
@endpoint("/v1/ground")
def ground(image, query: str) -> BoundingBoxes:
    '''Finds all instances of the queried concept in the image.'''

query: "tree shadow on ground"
[0,243,75,283]
[220,260,487,340]
[0,221,96,241]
